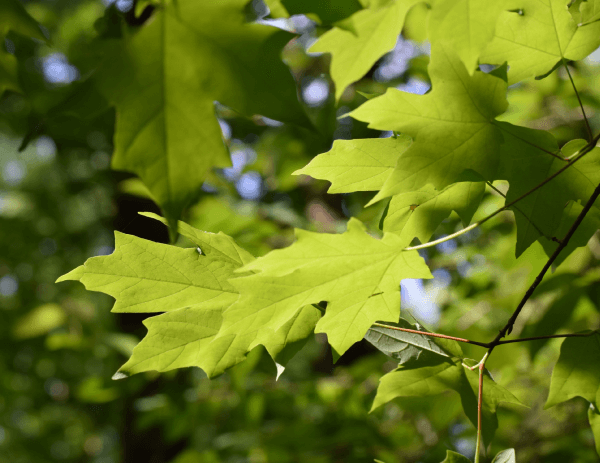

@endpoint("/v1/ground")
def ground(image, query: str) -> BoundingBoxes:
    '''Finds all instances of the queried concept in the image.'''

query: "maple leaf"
[350,44,508,204]
[545,331,600,409]
[220,218,432,358]
[481,0,600,84]
[294,136,412,193]
[310,0,420,101]
[94,0,310,226]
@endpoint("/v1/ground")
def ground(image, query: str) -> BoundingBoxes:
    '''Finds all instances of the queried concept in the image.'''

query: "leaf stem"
[494,331,596,345]
[474,351,489,463]
[404,132,600,252]
[489,177,600,346]
[563,60,593,142]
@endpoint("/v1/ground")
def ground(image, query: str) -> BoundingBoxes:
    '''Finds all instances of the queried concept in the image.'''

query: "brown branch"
[489,178,600,346]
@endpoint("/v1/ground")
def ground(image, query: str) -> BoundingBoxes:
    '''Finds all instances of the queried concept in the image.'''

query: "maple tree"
[4,0,600,461]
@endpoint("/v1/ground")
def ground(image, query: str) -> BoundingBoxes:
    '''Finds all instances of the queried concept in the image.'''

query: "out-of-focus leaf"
[0,0,47,41]
[12,303,66,339]
[0,49,20,95]
[76,376,119,403]
[589,403,600,457]
[545,331,600,409]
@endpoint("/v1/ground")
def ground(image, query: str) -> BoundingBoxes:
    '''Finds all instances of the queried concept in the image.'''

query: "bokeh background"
[1,1,600,462]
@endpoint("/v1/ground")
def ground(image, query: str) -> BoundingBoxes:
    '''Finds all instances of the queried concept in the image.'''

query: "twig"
[405,132,600,252]
[489,178,600,345]
[563,60,593,142]
[495,331,596,345]
[474,351,489,463]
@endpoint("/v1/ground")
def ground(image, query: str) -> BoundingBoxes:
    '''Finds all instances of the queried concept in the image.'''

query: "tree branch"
[563,60,593,142]
[371,322,489,347]
[489,178,600,346]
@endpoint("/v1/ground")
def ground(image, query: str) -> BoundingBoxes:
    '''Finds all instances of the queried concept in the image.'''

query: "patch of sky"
[374,36,417,82]
[102,0,133,12]
[261,116,284,127]
[431,268,452,288]
[94,246,114,257]
[223,145,257,181]
[5,38,15,54]
[290,15,316,34]
[42,53,79,85]
[3,160,26,186]
[585,45,600,65]
[236,171,263,200]
[218,119,232,141]
[401,279,440,327]
[0,275,19,297]
[436,237,457,254]
[302,77,329,107]
[379,131,394,138]
[397,77,430,95]
[35,136,56,161]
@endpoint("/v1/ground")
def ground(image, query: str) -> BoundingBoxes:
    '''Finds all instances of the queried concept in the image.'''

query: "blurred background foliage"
[1,0,599,462]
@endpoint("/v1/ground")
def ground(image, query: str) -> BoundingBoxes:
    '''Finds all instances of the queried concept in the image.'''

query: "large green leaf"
[294,136,412,193]
[310,0,419,100]
[382,182,485,244]
[350,44,508,204]
[428,0,517,73]
[481,0,600,84]
[364,318,463,364]
[95,0,309,226]
[545,331,600,409]
[372,357,525,445]
[220,218,432,358]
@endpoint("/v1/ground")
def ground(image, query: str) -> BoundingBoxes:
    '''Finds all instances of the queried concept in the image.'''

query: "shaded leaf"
[546,331,600,409]
[589,403,600,457]
[0,0,47,41]
[364,318,463,364]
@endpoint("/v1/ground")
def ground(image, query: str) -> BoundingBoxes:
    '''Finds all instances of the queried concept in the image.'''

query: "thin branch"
[494,121,567,161]
[371,322,489,347]
[474,352,489,463]
[489,178,600,346]
[486,181,549,239]
[495,331,596,345]
[563,60,593,142]
[404,133,600,252]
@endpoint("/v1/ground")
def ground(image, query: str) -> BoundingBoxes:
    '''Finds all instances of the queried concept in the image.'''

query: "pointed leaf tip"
[112,371,128,380]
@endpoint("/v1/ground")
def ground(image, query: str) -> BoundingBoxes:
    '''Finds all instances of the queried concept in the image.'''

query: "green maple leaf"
[545,331,600,409]
[310,0,419,101]
[382,182,485,245]
[365,318,463,364]
[56,231,241,313]
[350,44,508,204]
[294,136,411,193]
[427,0,517,73]
[0,0,47,42]
[219,218,431,358]
[481,0,600,84]
[94,0,310,227]
[372,357,525,445]
[441,451,471,463]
